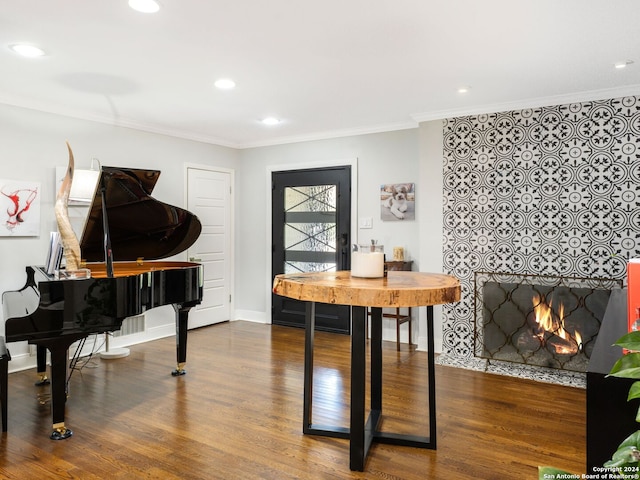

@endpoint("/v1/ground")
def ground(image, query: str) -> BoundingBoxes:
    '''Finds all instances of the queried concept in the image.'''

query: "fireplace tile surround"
[439,95,640,387]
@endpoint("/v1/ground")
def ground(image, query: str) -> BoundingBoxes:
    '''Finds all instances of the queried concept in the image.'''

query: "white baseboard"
[417,335,443,353]
[6,352,36,374]
[234,310,270,324]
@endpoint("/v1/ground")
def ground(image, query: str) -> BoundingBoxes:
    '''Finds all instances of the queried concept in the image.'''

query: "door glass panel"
[284,185,336,273]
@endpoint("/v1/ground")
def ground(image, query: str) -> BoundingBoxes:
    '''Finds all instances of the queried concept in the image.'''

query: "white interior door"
[187,167,232,328]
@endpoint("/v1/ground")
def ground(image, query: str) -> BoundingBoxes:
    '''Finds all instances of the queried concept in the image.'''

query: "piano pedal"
[50,422,73,440]
[35,373,50,386]
[171,363,187,376]
[37,392,51,405]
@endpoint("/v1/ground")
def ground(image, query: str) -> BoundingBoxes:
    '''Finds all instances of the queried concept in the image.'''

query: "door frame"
[184,162,235,322]
[266,158,358,324]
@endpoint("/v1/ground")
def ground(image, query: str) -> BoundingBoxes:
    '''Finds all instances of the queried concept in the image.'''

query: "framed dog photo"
[380,183,415,221]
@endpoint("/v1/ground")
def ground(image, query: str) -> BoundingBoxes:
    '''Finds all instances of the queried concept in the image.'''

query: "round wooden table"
[272,270,461,471]
[272,270,460,307]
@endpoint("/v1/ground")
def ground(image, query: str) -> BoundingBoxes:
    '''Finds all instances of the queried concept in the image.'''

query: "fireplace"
[474,272,623,373]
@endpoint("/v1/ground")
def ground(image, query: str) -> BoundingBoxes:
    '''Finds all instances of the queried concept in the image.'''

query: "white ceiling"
[2,0,640,149]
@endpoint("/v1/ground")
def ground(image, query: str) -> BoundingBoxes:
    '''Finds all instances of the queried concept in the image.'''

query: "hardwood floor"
[0,321,585,479]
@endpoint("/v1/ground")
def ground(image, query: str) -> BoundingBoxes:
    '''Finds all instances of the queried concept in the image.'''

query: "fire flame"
[532,294,582,355]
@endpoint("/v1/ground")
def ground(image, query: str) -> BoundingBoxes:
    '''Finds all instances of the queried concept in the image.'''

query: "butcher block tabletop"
[272,271,460,308]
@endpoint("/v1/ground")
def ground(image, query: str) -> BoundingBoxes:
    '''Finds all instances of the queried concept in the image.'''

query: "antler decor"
[54,141,81,272]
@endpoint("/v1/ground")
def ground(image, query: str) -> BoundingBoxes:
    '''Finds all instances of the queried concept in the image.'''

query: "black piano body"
[5,262,202,343]
[2,166,203,439]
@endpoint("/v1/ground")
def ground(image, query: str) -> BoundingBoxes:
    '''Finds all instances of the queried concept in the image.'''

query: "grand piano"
[2,166,203,439]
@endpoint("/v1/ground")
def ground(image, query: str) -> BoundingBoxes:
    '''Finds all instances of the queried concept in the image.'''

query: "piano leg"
[0,338,10,433]
[171,304,192,376]
[35,334,88,440]
[34,345,50,386]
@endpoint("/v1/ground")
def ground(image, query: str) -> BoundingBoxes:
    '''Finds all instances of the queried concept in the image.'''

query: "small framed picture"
[380,183,415,221]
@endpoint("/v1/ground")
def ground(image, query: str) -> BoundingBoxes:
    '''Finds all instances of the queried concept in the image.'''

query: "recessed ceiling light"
[262,117,281,126]
[9,43,46,58]
[214,78,236,90]
[614,60,634,69]
[128,0,161,13]
[457,86,471,94]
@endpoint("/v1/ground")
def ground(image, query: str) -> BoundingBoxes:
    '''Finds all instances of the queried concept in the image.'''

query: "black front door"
[271,166,351,333]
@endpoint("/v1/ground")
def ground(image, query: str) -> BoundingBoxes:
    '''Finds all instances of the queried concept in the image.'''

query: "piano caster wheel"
[35,374,50,387]
[50,426,73,440]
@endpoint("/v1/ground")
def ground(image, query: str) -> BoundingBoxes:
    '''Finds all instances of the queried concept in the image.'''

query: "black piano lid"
[79,166,202,262]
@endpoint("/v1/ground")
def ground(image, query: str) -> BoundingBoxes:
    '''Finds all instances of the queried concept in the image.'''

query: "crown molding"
[237,121,418,149]
[411,85,640,123]
[4,84,640,151]
[0,94,417,150]
[0,96,241,149]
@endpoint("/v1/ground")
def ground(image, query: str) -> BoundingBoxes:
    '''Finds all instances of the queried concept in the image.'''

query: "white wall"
[235,129,427,343]
[0,103,239,369]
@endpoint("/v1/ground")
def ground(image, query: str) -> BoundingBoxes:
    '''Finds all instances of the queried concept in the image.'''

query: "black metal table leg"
[350,305,368,471]
[370,307,383,412]
[427,305,437,447]
[371,305,437,448]
[301,302,438,472]
[303,301,350,438]
[303,301,315,433]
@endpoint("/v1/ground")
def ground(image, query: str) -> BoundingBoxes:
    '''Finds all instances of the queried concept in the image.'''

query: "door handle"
[340,233,350,269]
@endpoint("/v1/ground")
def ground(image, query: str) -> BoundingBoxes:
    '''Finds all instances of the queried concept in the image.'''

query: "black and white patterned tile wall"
[440,95,640,384]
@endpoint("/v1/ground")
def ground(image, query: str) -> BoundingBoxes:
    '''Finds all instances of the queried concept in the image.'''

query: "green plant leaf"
[603,445,640,468]
[614,331,640,352]
[629,381,640,401]
[603,431,640,468]
[608,353,640,379]
[617,430,640,450]
[538,466,573,478]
